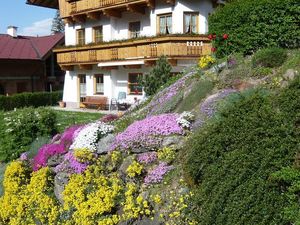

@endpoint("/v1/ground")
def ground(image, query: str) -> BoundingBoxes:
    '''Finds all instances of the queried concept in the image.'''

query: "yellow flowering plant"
[126,160,143,178]
[198,55,216,69]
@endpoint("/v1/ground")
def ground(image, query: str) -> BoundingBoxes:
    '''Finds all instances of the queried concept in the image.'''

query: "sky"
[0,0,56,36]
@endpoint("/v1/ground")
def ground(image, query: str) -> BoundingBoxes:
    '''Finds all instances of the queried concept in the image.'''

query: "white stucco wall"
[64,0,214,46]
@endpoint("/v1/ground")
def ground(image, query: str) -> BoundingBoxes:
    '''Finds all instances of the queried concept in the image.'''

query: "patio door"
[78,74,86,102]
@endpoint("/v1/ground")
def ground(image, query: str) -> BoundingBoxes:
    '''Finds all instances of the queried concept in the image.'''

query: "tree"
[51,10,64,34]
[140,56,172,96]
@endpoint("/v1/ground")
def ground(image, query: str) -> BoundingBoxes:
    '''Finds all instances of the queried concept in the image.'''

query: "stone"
[283,69,296,81]
[162,135,185,150]
[118,155,136,180]
[54,172,70,204]
[96,134,115,154]
[47,154,65,168]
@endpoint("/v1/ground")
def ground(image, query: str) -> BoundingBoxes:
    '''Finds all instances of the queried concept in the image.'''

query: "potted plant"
[58,100,66,108]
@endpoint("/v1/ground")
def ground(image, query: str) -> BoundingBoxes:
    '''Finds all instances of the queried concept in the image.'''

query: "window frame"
[128,73,143,95]
[157,13,173,35]
[93,26,103,44]
[76,29,85,45]
[183,12,199,34]
[94,74,104,95]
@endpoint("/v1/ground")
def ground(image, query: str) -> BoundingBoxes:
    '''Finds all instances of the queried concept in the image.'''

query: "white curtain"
[166,16,172,34]
[160,17,166,34]
[191,14,197,33]
[185,14,191,33]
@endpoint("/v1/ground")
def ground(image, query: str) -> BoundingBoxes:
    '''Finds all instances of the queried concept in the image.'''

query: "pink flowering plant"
[111,114,184,152]
[145,73,192,116]
[144,162,174,185]
[137,152,158,165]
[33,143,65,171]
[55,151,88,174]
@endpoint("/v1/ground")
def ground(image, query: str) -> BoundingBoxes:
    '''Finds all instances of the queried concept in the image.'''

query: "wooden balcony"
[59,0,167,21]
[54,35,211,69]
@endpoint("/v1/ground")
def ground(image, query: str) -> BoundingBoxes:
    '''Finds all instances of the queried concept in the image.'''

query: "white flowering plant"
[70,121,114,152]
[176,111,195,129]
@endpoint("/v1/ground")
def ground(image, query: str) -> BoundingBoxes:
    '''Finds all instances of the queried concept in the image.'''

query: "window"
[128,73,142,95]
[93,26,103,43]
[158,14,172,34]
[76,29,85,45]
[184,12,198,34]
[78,74,86,102]
[94,74,104,94]
[129,21,141,38]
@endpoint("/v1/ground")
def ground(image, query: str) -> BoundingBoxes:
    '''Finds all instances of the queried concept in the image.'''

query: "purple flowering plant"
[200,89,237,117]
[59,125,83,145]
[145,73,192,116]
[111,114,184,151]
[144,162,174,185]
[55,151,88,174]
[137,152,158,164]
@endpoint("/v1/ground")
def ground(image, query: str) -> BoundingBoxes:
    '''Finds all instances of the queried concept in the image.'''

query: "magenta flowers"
[111,114,184,151]
[60,125,83,144]
[33,143,65,171]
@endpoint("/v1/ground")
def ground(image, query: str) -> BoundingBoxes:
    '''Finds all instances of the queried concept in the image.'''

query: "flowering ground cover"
[111,114,184,151]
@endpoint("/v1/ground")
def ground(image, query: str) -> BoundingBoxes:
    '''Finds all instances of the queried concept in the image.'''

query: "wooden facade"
[55,35,211,68]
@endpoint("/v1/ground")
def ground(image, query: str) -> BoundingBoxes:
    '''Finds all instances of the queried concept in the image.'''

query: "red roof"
[0,33,64,60]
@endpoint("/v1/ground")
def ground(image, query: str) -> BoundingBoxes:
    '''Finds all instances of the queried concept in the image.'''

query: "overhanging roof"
[26,0,58,9]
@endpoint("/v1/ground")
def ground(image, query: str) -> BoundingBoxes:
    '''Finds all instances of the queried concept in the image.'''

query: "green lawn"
[54,110,104,132]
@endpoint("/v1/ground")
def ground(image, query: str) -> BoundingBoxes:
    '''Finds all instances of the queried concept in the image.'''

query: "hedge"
[209,0,300,56]
[0,91,62,111]
[185,77,300,224]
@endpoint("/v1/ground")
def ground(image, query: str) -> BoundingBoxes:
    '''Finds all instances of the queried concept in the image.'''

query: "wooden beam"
[61,65,74,71]
[87,12,101,20]
[123,65,142,69]
[165,0,175,5]
[72,15,86,23]
[63,17,74,25]
[126,4,145,14]
[101,66,119,70]
[168,59,177,66]
[79,64,93,70]
[146,0,155,9]
[144,60,156,67]
[103,9,121,18]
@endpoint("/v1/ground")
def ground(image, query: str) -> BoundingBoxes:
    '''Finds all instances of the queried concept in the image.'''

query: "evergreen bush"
[0,91,62,111]
[185,77,300,224]
[140,56,172,96]
[209,0,300,56]
[252,48,287,68]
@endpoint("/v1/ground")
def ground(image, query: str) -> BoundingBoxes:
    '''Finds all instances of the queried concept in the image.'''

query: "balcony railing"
[59,0,154,18]
[54,36,211,66]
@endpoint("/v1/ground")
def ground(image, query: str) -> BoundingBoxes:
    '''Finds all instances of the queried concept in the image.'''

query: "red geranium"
[211,47,217,52]
[208,34,213,40]
[223,34,229,40]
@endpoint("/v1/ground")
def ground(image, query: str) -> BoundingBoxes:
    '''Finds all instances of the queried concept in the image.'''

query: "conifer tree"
[51,10,64,34]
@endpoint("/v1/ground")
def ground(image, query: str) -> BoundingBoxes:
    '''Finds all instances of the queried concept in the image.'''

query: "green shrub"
[0,107,57,162]
[252,48,287,68]
[209,0,300,56]
[0,91,62,111]
[140,56,172,96]
[185,80,300,225]
[251,67,273,78]
[176,80,214,112]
